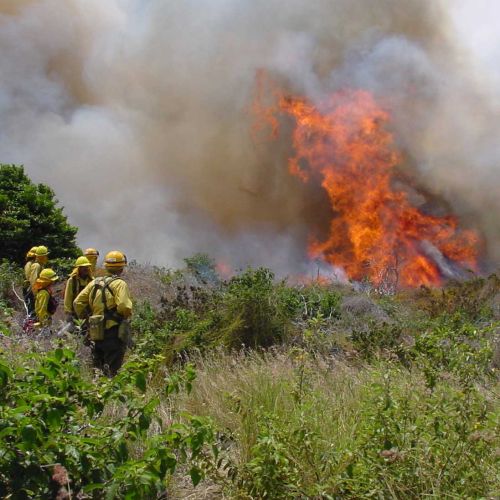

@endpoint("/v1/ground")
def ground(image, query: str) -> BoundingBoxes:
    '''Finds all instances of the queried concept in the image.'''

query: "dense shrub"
[0,165,80,264]
[417,275,500,321]
[223,267,290,347]
[0,348,216,498]
[0,260,22,307]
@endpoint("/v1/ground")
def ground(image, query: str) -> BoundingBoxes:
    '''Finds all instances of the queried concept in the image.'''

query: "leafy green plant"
[237,413,303,499]
[223,267,289,348]
[413,314,495,388]
[345,365,498,499]
[351,320,407,361]
[0,347,216,498]
[276,283,342,321]
[417,275,499,321]
[0,165,80,264]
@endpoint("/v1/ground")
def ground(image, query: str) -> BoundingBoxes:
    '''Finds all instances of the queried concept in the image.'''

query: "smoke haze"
[0,0,498,271]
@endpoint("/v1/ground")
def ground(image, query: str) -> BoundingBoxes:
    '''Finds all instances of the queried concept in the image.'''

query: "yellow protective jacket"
[24,261,34,281]
[73,274,132,330]
[64,272,92,315]
[29,262,44,288]
[35,289,52,326]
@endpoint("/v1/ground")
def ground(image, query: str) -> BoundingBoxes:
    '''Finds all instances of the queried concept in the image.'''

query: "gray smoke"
[0,0,498,272]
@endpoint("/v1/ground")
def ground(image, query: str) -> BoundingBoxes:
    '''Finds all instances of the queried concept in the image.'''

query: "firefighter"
[74,251,132,376]
[33,268,59,327]
[23,246,38,316]
[64,256,93,329]
[84,248,99,274]
[29,245,49,289]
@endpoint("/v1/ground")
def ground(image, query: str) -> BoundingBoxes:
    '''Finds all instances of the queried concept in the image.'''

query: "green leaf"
[189,466,203,486]
[135,372,147,392]
[82,483,105,493]
[21,424,37,446]
[46,408,62,429]
[0,361,11,387]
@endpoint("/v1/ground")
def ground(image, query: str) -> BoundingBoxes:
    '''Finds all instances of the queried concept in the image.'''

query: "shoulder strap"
[90,276,122,318]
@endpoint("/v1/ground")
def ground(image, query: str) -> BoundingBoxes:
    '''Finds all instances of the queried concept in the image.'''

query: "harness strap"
[90,276,123,323]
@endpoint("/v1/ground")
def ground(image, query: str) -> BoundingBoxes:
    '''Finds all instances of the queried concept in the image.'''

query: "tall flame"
[253,72,479,287]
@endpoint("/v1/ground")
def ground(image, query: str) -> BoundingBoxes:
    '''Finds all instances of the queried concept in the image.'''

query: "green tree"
[0,164,79,264]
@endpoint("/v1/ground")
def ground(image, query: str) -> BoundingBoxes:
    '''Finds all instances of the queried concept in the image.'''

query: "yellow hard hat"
[75,256,92,268]
[84,248,99,257]
[104,250,127,268]
[39,268,58,282]
[26,246,38,258]
[36,246,49,256]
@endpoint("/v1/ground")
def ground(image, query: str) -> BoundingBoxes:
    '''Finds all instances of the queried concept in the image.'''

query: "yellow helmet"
[75,256,92,268]
[84,248,99,257]
[39,268,59,282]
[26,246,38,258]
[36,246,49,256]
[104,250,127,268]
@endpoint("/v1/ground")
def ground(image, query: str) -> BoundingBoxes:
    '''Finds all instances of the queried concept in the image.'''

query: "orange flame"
[253,73,479,287]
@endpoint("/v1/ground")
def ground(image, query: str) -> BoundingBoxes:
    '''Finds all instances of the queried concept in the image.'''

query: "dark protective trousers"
[91,326,126,376]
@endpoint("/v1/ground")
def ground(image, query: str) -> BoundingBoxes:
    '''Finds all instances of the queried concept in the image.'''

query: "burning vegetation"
[253,72,480,288]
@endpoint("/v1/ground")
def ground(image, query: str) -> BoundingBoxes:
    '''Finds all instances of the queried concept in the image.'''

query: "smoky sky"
[0,0,498,272]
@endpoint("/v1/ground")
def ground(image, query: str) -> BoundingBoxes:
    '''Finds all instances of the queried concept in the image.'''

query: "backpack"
[87,277,123,341]
[68,274,89,313]
[90,276,123,322]
[47,293,58,315]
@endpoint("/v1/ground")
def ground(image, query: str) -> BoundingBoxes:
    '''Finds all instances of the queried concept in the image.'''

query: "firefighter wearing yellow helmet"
[33,268,59,327]
[74,251,132,376]
[84,248,99,274]
[29,246,50,289]
[64,256,93,328]
[24,246,38,280]
[23,246,38,316]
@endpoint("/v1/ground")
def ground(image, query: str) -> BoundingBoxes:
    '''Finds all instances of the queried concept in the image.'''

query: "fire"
[253,72,479,287]
[216,260,233,279]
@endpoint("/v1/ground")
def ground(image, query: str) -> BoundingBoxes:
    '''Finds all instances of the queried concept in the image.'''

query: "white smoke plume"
[0,0,498,272]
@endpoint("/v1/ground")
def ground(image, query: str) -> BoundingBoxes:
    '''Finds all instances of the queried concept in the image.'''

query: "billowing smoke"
[0,0,498,272]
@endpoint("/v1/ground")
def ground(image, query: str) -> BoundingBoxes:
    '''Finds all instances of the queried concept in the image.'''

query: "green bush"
[351,320,407,361]
[0,348,216,498]
[417,275,499,321]
[0,260,22,307]
[223,267,290,348]
[160,268,296,362]
[413,314,496,388]
[276,283,342,321]
[0,165,80,265]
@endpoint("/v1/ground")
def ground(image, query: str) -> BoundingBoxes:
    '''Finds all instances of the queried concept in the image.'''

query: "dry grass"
[175,349,369,463]
[167,348,499,498]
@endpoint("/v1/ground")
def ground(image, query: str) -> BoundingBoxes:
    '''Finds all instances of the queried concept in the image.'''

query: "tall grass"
[176,349,499,499]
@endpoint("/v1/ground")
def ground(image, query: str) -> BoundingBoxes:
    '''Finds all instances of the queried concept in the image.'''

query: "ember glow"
[254,75,479,287]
